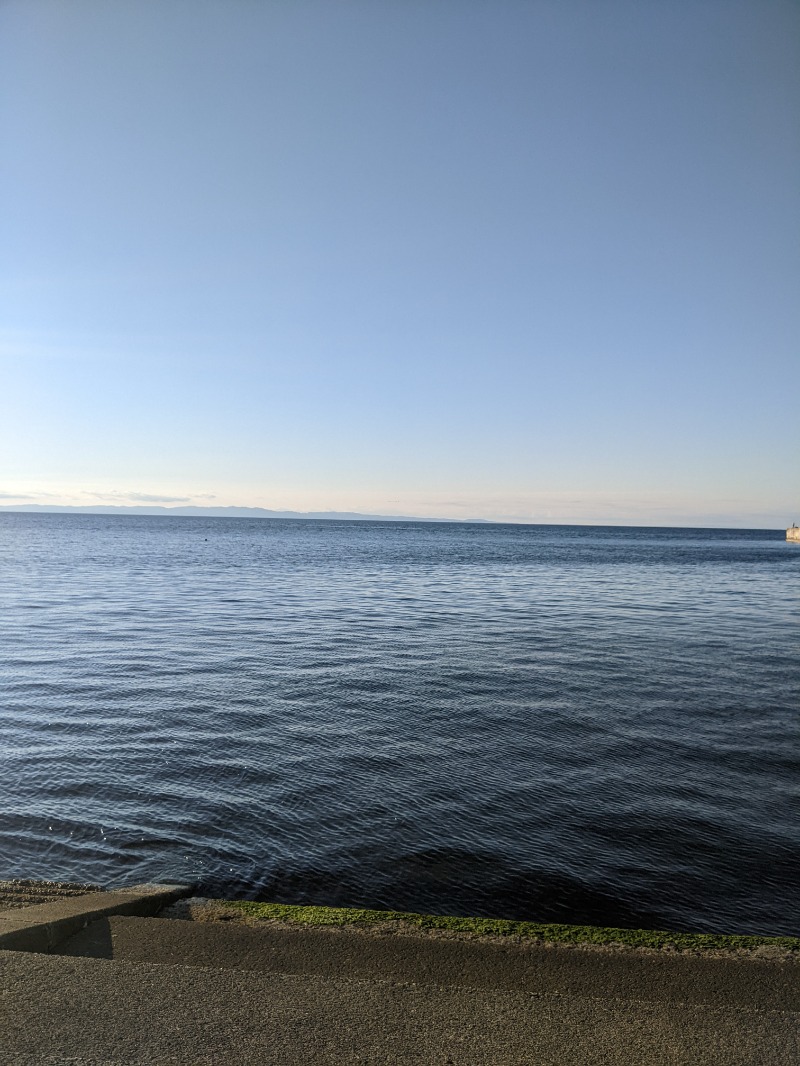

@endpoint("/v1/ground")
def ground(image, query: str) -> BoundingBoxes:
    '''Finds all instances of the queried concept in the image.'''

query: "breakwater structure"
[787,524,800,542]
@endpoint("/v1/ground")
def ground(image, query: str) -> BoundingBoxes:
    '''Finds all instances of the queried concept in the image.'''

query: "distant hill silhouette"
[0,504,485,523]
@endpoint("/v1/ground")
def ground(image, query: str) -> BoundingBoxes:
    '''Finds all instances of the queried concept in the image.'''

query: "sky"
[1,0,798,526]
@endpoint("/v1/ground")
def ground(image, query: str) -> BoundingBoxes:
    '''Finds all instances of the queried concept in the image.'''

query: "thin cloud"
[84,491,192,504]
[0,491,58,500]
[127,493,192,504]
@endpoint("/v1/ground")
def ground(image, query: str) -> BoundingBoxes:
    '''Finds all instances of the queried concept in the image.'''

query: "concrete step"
[0,884,193,954]
[2,946,798,1065]
[0,878,102,911]
[58,915,800,1012]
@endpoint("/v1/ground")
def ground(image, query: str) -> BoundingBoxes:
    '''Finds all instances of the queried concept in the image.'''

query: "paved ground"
[2,947,799,1065]
[0,915,796,1064]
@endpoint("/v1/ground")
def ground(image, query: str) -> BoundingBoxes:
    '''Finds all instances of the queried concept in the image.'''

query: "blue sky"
[1,0,798,525]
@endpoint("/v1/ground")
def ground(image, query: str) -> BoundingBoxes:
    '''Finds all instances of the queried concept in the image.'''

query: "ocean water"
[1,513,797,935]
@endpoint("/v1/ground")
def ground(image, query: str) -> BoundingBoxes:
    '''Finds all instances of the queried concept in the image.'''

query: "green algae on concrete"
[214,901,800,954]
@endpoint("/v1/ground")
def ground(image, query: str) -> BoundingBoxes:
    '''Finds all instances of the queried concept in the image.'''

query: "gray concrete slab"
[1,948,798,1065]
[59,915,800,1012]
[0,884,192,954]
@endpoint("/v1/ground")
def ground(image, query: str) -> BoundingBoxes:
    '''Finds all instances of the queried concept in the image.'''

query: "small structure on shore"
[787,524,800,542]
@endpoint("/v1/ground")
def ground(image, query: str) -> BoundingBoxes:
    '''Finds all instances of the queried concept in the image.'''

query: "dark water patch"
[207,852,668,932]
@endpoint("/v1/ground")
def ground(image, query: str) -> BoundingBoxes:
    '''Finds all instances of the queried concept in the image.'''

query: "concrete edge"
[163,899,800,961]
[0,883,194,954]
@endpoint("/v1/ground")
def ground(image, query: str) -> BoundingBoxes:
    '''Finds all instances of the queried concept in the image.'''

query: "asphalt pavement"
[1,914,797,1065]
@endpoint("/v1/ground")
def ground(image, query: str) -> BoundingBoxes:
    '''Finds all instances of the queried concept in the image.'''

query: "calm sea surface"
[1,513,797,934]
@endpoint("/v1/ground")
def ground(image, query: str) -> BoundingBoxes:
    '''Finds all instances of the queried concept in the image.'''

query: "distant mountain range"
[0,503,484,523]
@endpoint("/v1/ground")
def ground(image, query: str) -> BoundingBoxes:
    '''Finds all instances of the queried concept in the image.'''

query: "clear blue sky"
[1,0,798,525]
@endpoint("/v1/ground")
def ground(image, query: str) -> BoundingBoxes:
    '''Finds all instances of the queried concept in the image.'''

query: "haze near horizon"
[1,0,798,527]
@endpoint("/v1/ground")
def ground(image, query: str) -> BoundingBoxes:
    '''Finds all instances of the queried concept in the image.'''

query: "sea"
[1,513,797,935]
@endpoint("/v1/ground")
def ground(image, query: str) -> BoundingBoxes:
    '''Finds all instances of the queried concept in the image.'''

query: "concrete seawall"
[2,882,799,1063]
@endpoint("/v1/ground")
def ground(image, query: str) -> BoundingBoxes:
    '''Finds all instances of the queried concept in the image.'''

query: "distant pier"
[787,525,800,542]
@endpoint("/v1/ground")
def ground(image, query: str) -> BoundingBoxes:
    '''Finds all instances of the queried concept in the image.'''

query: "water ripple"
[1,514,797,934]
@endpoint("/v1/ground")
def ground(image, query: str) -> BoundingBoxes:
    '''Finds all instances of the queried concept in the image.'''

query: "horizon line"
[0,503,786,532]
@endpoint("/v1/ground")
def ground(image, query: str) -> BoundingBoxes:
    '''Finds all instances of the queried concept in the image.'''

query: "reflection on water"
[1,514,798,934]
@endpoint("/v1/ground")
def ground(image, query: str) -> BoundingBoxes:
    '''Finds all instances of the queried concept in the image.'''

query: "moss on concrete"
[214,901,800,954]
